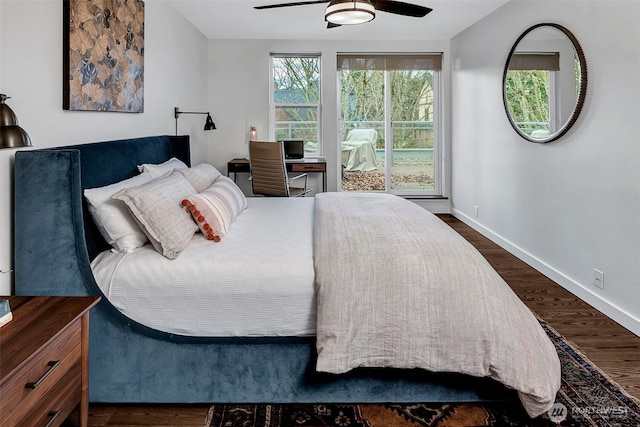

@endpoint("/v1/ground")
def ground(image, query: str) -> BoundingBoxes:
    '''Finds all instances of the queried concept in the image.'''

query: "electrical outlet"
[474,205,479,217]
[593,268,604,289]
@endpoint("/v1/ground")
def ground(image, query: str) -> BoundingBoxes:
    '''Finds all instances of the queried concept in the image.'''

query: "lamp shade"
[0,126,32,148]
[1,98,19,127]
[325,0,375,25]
[1,94,32,149]
[204,114,217,130]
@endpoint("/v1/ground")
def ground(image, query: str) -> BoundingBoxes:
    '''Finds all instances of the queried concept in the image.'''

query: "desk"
[227,157,327,192]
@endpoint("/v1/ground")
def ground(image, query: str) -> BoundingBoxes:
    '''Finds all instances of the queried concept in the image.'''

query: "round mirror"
[502,23,587,143]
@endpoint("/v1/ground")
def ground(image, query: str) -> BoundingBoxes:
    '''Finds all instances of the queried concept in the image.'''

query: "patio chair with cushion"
[341,128,378,172]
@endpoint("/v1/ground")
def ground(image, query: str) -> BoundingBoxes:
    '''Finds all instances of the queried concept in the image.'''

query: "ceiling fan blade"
[255,0,330,10]
[327,21,342,29]
[371,0,432,17]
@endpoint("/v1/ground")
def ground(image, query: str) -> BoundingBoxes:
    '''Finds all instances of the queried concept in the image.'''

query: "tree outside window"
[271,55,321,153]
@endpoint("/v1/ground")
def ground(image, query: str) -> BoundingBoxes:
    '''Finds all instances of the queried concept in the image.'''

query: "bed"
[13,135,560,417]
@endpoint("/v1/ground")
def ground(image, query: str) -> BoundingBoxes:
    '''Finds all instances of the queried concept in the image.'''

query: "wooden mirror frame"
[502,23,588,143]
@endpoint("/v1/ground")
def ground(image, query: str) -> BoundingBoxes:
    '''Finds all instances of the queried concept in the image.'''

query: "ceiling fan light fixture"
[325,0,375,25]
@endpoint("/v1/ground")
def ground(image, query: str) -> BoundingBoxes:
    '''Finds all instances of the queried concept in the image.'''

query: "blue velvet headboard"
[14,135,190,295]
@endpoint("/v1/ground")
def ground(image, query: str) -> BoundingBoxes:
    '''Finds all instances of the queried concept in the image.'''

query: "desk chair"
[249,141,310,197]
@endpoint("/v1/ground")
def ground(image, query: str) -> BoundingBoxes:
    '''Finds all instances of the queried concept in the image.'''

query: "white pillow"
[113,172,198,259]
[84,172,153,252]
[182,176,247,242]
[137,157,188,178]
[177,163,222,193]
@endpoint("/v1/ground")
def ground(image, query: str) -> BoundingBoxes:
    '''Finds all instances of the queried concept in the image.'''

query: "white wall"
[4,1,637,337]
[0,0,210,295]
[451,0,640,335]
[206,38,451,198]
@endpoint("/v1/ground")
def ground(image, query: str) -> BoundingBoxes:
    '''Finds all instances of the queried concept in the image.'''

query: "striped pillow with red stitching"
[182,176,247,241]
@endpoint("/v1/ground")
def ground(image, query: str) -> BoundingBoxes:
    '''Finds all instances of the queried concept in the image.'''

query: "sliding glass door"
[338,54,441,196]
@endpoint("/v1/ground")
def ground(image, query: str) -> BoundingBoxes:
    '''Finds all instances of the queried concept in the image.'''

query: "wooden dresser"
[0,296,100,427]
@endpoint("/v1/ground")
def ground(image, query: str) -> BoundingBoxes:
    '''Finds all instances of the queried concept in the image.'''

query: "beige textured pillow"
[177,163,222,192]
[113,172,198,259]
[181,176,247,241]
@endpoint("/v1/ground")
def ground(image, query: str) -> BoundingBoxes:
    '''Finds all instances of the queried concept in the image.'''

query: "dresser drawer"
[0,321,81,425]
[292,163,325,172]
[15,361,82,427]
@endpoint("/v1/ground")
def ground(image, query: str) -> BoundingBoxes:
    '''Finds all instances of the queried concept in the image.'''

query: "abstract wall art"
[63,0,145,112]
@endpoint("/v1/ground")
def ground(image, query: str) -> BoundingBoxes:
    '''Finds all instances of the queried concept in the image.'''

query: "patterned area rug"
[205,321,640,427]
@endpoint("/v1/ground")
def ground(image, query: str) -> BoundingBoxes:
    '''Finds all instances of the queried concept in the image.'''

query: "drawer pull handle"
[44,411,61,427]
[25,360,60,389]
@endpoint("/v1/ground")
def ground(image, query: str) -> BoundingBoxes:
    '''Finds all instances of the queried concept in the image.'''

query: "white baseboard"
[409,198,451,214]
[452,209,640,337]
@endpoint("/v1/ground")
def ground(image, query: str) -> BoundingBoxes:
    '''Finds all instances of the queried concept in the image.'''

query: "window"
[270,54,321,155]
[504,52,560,138]
[338,53,442,196]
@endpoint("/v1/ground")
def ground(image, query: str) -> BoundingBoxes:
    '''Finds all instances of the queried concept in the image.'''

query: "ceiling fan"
[254,0,432,28]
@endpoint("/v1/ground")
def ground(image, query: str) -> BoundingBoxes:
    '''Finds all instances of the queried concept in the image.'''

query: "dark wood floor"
[438,214,640,399]
[68,215,640,426]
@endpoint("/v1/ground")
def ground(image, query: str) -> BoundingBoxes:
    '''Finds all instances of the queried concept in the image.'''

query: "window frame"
[337,53,443,197]
[269,53,322,156]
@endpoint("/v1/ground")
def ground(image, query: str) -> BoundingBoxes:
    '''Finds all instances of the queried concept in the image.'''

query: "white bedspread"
[313,192,561,417]
[91,197,316,337]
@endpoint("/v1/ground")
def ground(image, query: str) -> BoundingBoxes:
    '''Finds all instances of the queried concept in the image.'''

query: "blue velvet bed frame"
[13,135,513,403]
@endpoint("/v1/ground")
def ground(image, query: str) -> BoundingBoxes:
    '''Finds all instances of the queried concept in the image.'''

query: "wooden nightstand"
[0,296,100,427]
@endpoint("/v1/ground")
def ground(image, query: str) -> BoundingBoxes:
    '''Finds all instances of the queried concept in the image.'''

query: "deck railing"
[275,120,435,149]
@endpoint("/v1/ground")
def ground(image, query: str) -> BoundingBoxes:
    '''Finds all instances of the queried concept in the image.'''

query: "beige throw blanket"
[313,193,560,417]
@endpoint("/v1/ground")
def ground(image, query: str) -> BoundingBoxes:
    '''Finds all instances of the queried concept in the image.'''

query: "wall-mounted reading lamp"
[174,107,216,136]
[1,94,32,149]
